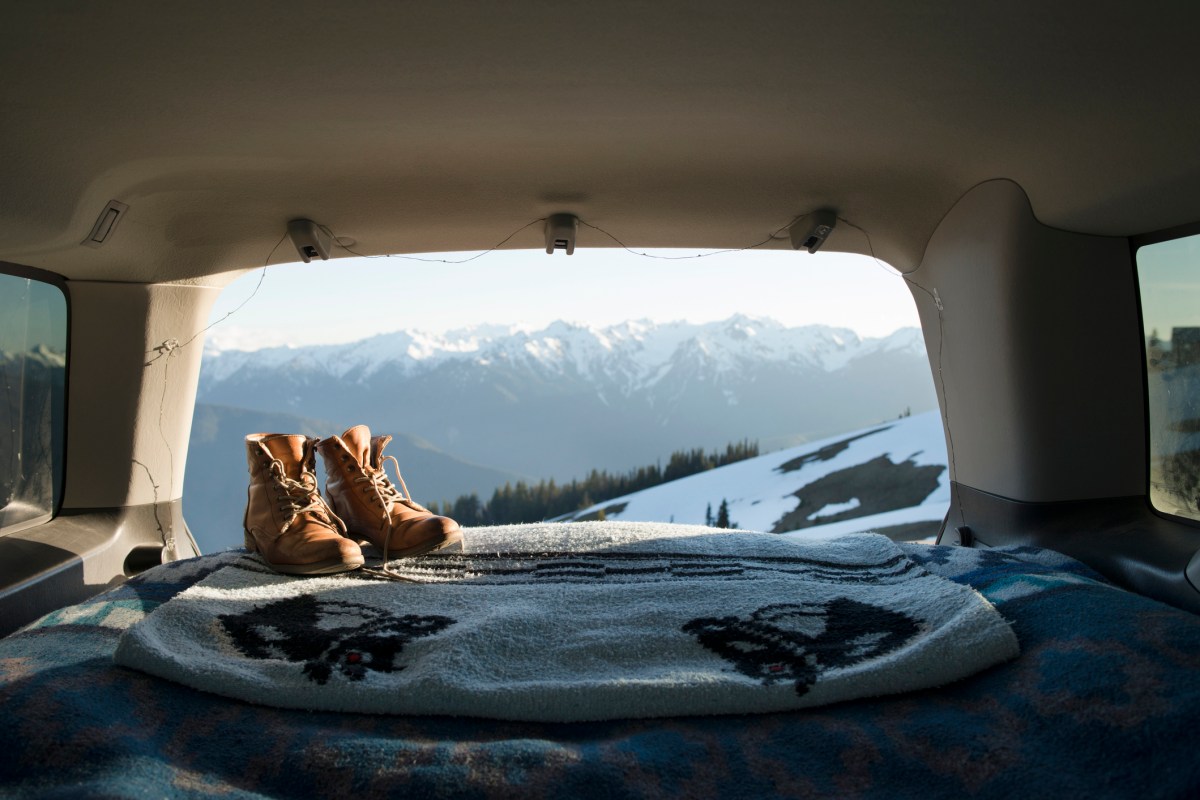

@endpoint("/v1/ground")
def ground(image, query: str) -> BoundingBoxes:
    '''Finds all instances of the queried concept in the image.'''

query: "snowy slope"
[563,410,950,542]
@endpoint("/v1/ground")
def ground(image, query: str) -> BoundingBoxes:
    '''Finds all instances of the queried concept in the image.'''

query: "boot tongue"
[369,435,393,470]
[340,425,373,468]
[261,435,310,479]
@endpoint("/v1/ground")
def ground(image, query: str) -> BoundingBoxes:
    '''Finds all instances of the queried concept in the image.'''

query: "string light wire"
[837,215,962,534]
[138,232,289,558]
[141,211,960,558]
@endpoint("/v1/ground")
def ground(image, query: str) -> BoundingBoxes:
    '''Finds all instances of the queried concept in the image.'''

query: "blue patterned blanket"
[2,539,1198,798]
[113,526,1019,722]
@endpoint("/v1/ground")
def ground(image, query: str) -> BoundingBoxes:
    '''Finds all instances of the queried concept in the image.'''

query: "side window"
[0,269,68,533]
[1137,233,1200,523]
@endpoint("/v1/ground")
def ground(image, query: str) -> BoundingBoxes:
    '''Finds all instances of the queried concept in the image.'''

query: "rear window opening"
[1137,232,1200,523]
[185,248,948,552]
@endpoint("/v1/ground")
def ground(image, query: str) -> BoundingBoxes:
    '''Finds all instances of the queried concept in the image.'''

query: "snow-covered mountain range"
[0,344,66,369]
[198,316,937,479]
[204,315,924,388]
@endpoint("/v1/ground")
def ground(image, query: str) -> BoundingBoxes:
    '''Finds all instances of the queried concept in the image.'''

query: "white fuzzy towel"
[114,522,1018,722]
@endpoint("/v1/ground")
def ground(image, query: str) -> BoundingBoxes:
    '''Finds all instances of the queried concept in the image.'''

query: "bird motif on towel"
[683,598,921,696]
[218,594,454,685]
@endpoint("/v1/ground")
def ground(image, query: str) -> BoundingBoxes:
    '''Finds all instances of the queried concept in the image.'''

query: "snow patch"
[564,410,949,536]
[806,498,861,520]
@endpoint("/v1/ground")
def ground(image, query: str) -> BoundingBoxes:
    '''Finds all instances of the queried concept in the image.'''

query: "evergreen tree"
[705,502,714,526]
[436,438,760,526]
[451,493,484,525]
[716,499,731,529]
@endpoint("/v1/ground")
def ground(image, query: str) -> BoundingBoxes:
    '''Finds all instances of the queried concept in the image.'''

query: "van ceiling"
[3,2,1200,283]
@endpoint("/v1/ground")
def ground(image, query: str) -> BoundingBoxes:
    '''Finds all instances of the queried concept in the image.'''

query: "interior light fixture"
[287,218,332,262]
[790,209,837,254]
[544,213,578,255]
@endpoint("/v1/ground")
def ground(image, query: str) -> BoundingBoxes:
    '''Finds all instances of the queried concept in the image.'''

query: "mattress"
[1,531,1197,799]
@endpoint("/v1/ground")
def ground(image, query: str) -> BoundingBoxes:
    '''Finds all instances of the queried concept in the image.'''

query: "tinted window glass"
[1137,233,1200,522]
[0,272,67,532]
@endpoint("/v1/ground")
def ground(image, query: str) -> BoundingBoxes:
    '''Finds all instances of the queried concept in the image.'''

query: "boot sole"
[362,529,464,559]
[244,530,366,575]
[260,556,366,576]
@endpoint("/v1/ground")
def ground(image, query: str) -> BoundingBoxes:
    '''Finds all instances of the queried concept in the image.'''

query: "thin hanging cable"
[321,219,546,264]
[312,211,956,536]
[130,458,171,558]
[577,214,808,260]
[136,212,955,559]
[138,231,288,559]
[836,215,964,533]
[318,213,810,265]
[144,233,284,367]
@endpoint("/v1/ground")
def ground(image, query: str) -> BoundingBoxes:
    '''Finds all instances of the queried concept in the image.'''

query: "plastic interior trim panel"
[939,483,1200,614]
[0,502,198,637]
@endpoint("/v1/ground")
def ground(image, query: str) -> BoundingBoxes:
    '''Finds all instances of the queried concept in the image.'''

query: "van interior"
[1,4,1198,797]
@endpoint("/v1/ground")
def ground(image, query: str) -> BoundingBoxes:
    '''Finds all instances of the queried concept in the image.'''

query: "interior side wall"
[0,280,220,634]
[63,281,221,509]
[907,179,1144,506]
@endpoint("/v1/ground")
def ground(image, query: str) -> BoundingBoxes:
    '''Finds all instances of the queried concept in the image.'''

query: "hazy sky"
[203,248,921,351]
[1137,233,1200,342]
[0,275,67,352]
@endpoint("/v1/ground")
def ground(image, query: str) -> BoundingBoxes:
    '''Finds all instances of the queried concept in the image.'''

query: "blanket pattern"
[111,527,1018,721]
[1,536,1198,798]
[218,594,456,685]
[682,597,922,695]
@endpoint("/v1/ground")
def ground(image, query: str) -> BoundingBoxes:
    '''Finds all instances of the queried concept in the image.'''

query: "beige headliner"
[3,2,1199,283]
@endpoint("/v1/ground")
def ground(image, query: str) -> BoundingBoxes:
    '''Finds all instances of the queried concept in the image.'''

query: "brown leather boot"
[243,433,365,575]
[317,425,462,559]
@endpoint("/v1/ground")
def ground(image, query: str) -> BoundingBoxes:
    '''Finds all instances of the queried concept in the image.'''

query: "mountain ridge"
[197,316,936,479]
[203,316,925,387]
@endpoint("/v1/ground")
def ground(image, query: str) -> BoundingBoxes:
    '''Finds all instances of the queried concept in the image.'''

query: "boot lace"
[268,459,342,534]
[355,455,423,583]
[355,455,415,517]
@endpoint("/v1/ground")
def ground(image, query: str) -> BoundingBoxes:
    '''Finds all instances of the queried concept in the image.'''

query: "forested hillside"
[429,440,759,525]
